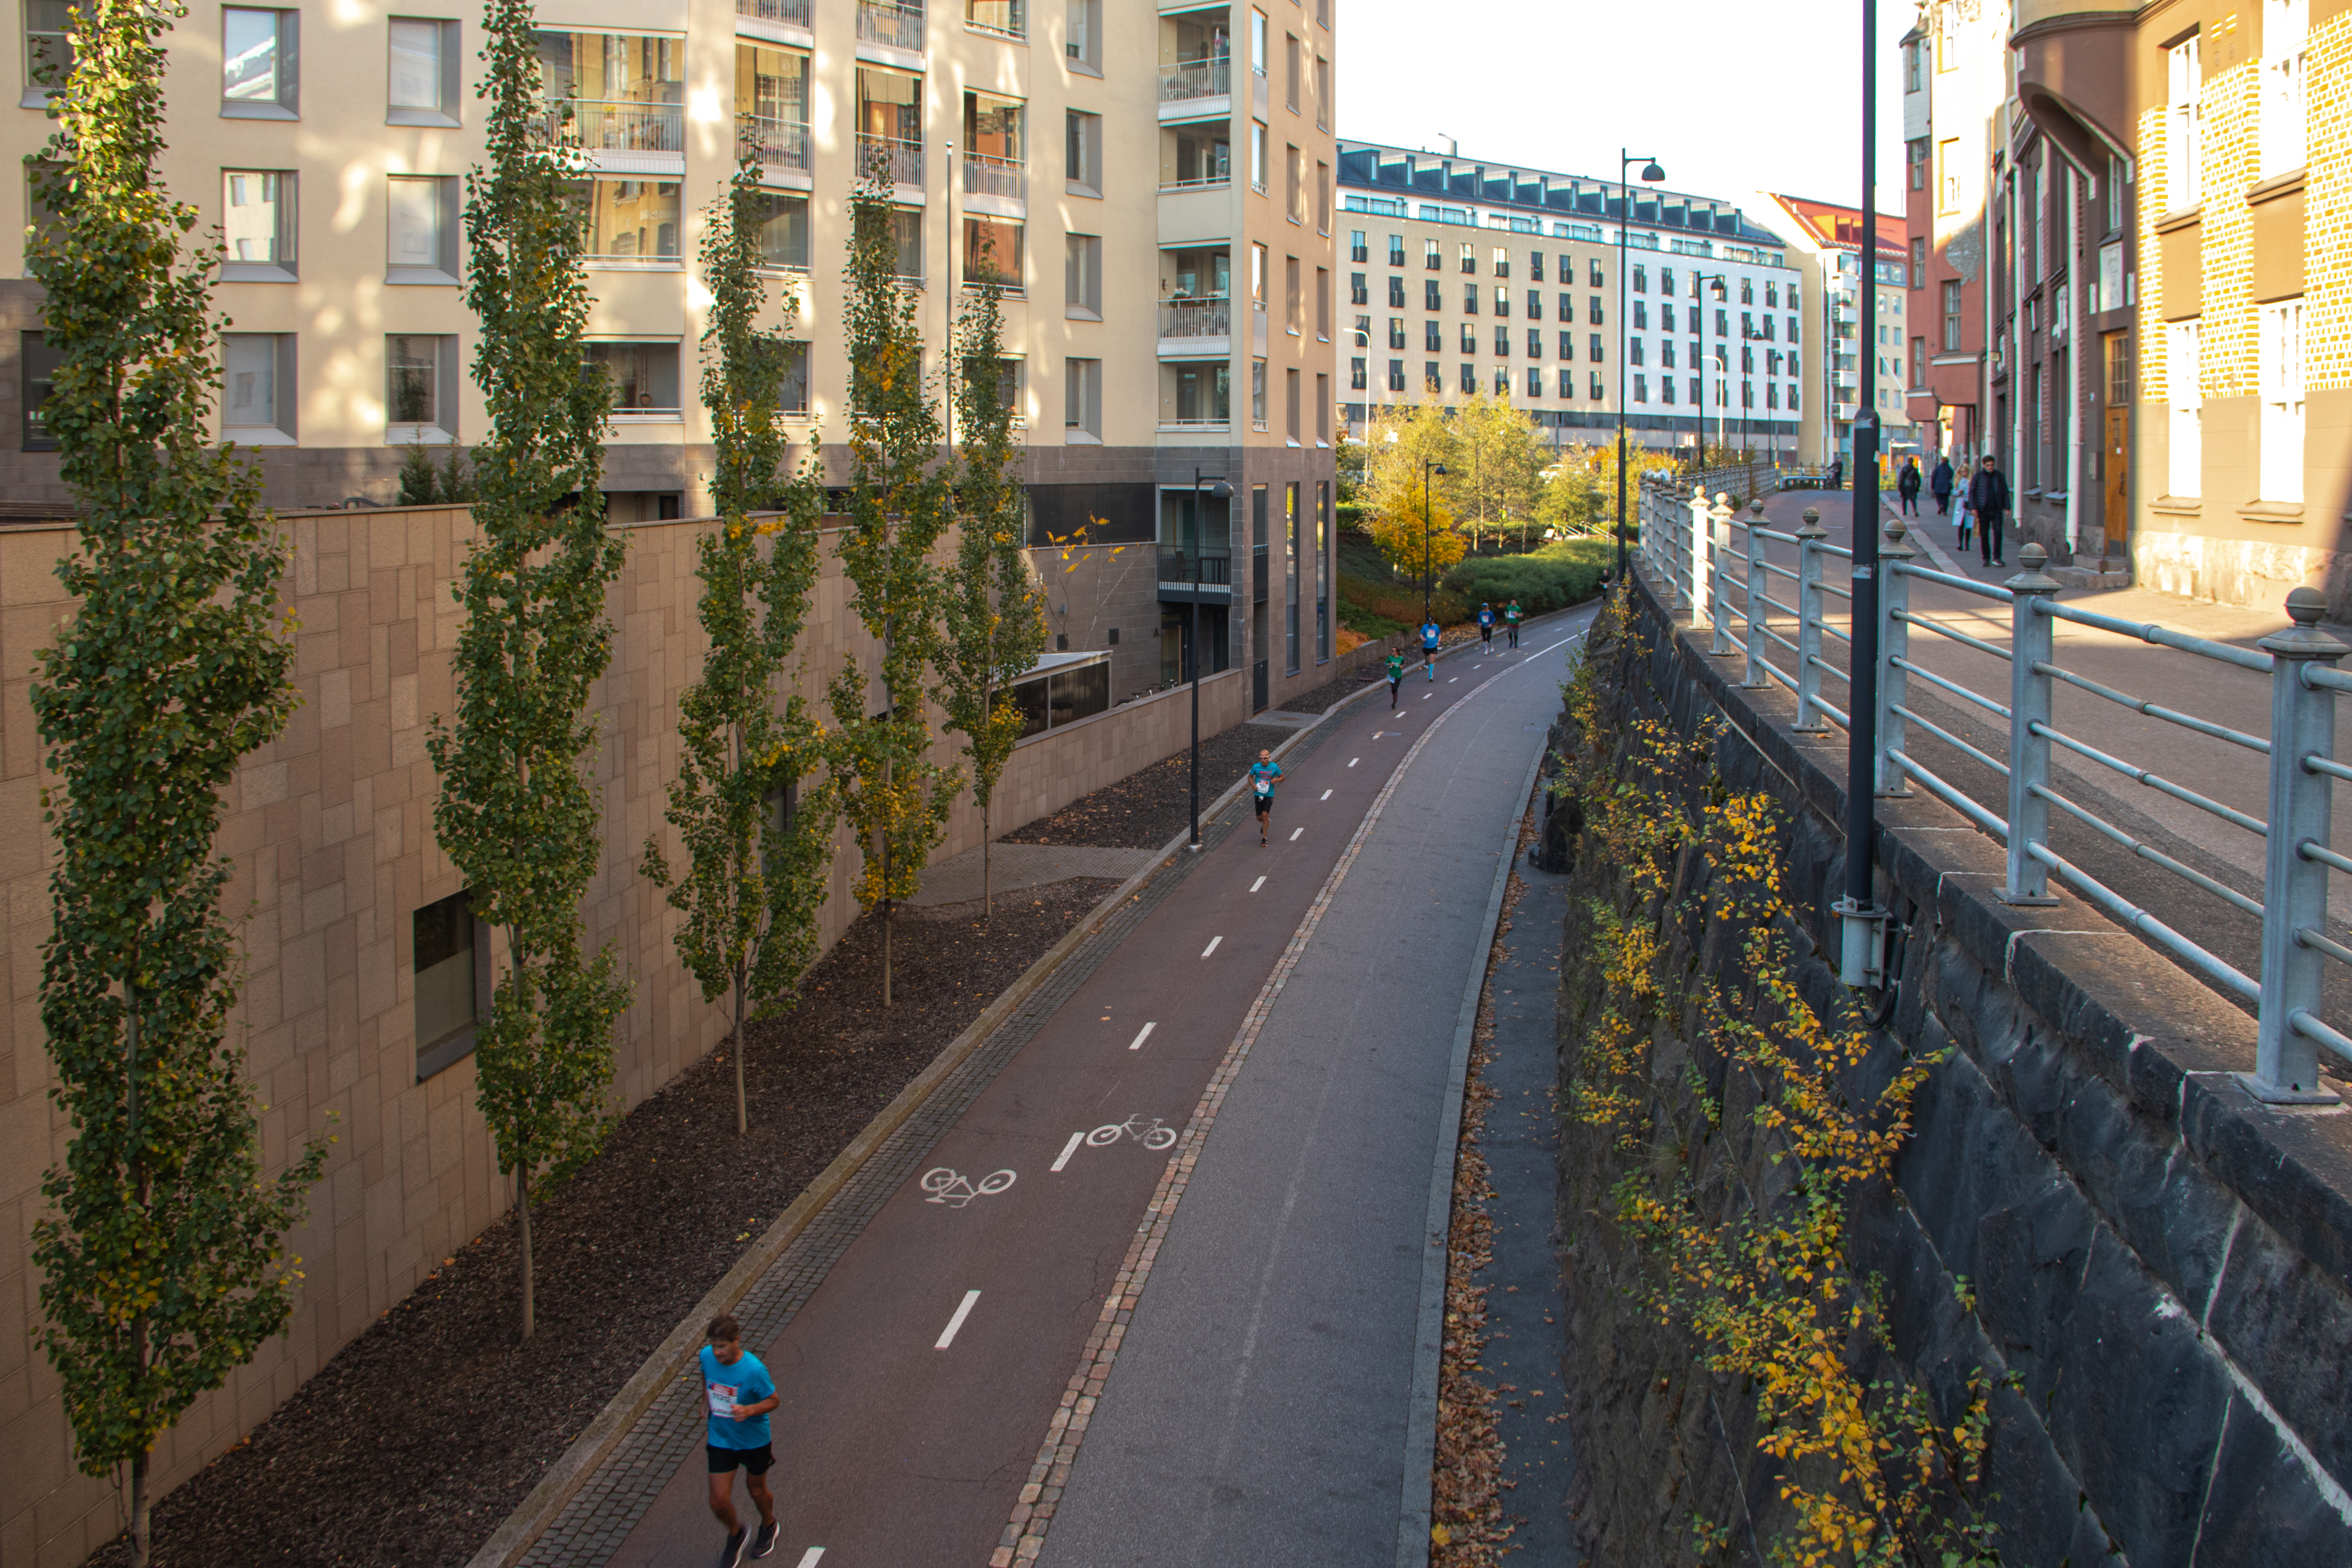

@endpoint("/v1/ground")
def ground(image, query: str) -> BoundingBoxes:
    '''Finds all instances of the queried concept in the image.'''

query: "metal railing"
[1159,58,1231,103]
[1158,547,1233,586]
[856,132,925,187]
[746,115,811,174]
[736,0,813,25]
[1632,471,2352,1104]
[544,98,684,154]
[857,0,927,51]
[962,152,1025,201]
[1157,297,1231,338]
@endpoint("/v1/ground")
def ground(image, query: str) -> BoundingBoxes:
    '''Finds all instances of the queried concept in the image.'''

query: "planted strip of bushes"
[1441,537,1614,616]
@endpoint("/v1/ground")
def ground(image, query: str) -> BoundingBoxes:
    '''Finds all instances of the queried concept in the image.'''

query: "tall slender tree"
[25,3,328,1560]
[940,255,1047,920]
[824,148,958,1004]
[643,149,831,1135]
[426,0,630,1341]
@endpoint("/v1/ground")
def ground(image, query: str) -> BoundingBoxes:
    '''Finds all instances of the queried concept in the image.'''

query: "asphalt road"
[593,612,1596,1568]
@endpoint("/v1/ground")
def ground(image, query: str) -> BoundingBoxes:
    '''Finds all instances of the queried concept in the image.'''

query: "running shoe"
[719,1528,748,1568]
[752,1521,780,1559]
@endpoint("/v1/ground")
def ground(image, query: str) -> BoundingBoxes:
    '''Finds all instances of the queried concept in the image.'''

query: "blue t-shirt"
[700,1345,777,1448]
[1477,607,1494,627]
[1250,761,1283,798]
[1420,623,1441,650]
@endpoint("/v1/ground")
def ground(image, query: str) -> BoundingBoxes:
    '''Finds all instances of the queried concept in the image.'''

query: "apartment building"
[1332,140,1811,459]
[0,0,1339,709]
[1764,192,1918,468]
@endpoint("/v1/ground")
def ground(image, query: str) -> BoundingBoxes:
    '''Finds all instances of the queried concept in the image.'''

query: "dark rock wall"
[1551,573,2352,1566]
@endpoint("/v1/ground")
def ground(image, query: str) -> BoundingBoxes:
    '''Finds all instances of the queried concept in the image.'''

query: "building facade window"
[223,7,298,118]
[1065,0,1100,67]
[223,332,296,440]
[1066,110,1102,192]
[1065,233,1101,316]
[20,329,58,450]
[2167,36,2202,212]
[388,17,460,126]
[223,169,296,280]
[2167,318,2201,497]
[569,178,682,267]
[413,889,485,1078]
[1942,279,1962,350]
[1388,232,1405,267]
[2263,0,2309,179]
[386,332,458,441]
[965,215,1024,290]
[2259,298,2305,503]
[586,341,683,417]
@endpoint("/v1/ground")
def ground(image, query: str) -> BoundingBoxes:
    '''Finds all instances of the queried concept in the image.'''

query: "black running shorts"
[709,1442,775,1475]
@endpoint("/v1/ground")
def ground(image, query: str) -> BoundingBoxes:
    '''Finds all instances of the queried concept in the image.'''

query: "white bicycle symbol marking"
[920,1167,1016,1209]
[1086,1115,1178,1150]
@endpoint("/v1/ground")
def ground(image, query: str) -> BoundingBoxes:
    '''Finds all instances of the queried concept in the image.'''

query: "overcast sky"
[1333,0,1917,227]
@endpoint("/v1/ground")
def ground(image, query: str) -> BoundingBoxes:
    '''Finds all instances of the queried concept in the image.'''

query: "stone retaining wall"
[1548,566,2352,1564]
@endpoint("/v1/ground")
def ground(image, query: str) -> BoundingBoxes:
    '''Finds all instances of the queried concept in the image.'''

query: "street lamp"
[1690,271,1730,466]
[1615,149,1665,581]
[1188,467,1232,851]
[1423,458,1447,626]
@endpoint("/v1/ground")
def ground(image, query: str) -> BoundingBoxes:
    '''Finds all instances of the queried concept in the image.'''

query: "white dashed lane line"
[1250,875,1266,892]
[1349,757,1360,766]
[1289,828,1302,841]
[935,1290,981,1349]
[1051,1132,1084,1171]
[1320,789,1332,800]
[1201,935,1222,958]
[1127,1021,1156,1051]
[795,1551,826,1568]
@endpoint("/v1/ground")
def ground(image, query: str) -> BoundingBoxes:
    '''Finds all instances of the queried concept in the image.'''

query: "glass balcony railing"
[1159,58,1231,103]
[735,0,814,26]
[857,0,927,51]
[963,153,1025,201]
[1158,297,1231,338]
[857,132,925,187]
[544,98,684,154]
[748,116,812,173]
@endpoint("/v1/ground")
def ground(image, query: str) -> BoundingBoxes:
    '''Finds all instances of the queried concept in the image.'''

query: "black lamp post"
[1615,149,1665,580]
[1690,270,1728,464]
[1423,457,1447,626]
[1188,466,1232,851]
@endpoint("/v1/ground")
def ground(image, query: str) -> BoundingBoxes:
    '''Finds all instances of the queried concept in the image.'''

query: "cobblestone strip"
[515,716,1350,1568]
[991,661,1526,1566]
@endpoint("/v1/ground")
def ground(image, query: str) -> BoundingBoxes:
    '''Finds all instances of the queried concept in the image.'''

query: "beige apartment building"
[0,0,1339,708]
[1332,140,1811,461]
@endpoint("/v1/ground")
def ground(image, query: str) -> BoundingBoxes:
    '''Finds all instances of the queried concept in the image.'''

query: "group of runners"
[1381,597,1523,710]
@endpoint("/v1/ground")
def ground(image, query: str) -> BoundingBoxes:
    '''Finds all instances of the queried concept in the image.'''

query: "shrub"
[1340,570,1468,635]
[1441,536,1613,615]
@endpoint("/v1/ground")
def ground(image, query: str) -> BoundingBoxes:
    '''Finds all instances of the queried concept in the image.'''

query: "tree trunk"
[982,804,991,922]
[883,899,893,1009]
[129,1446,151,1568]
[517,1164,535,1341]
[731,973,747,1137]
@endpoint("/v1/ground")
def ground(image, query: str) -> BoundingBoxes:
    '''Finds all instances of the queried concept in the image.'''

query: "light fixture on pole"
[1691,270,1729,466]
[1423,458,1447,626]
[1615,149,1665,582]
[1187,467,1232,851]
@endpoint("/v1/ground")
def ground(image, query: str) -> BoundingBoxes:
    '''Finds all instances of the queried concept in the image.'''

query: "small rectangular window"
[1459,241,1475,274]
[1065,233,1102,317]
[386,174,459,283]
[1424,237,1440,270]
[964,215,1024,290]
[1065,110,1102,193]
[891,208,923,279]
[387,17,459,126]
[567,178,684,267]
[1065,356,1102,436]
[1388,233,1405,267]
[20,328,59,450]
[223,332,296,441]
[1064,0,1101,69]
[586,341,684,418]
[223,169,297,281]
[749,190,810,270]
[1463,282,1478,314]
[386,333,457,440]
[1348,229,1366,263]
[1315,266,1330,339]
[1350,271,1367,306]
[967,0,1026,39]
[414,889,485,1079]
[24,0,73,104]
[777,341,810,414]
[1424,278,1440,310]
[222,7,298,119]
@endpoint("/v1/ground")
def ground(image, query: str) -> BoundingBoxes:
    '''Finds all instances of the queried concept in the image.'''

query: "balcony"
[736,0,813,29]
[857,132,925,188]
[543,99,684,172]
[963,152,1025,203]
[1158,58,1230,121]
[1158,546,1234,602]
[748,116,812,176]
[1158,296,1230,339]
[965,0,1024,38]
[857,0,926,53]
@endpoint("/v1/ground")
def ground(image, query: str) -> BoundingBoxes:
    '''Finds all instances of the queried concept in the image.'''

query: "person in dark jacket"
[1929,454,1955,516]
[1826,456,1844,491]
[1896,458,1922,516]
[1964,454,2012,567]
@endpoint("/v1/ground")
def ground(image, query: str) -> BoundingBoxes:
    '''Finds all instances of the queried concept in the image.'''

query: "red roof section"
[1766,193,1909,261]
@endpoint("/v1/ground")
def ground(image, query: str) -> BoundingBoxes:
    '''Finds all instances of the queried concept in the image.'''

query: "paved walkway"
[506,610,1596,1568]
[907,843,1160,907]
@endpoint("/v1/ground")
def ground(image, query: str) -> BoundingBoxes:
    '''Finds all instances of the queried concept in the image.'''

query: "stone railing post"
[1685,484,1709,623]
[2250,586,2350,1102]
[1876,517,1915,797]
[1792,506,1828,731]
[1708,495,1737,656]
[2002,544,2061,904]
[1742,501,1768,687]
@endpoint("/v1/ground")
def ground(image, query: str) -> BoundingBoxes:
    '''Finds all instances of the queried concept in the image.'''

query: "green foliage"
[24,0,327,1554]
[824,147,959,997]
[1441,537,1614,616]
[940,253,1048,914]
[1445,392,1546,542]
[439,445,478,502]
[398,436,440,505]
[643,151,831,1137]
[426,0,629,1337]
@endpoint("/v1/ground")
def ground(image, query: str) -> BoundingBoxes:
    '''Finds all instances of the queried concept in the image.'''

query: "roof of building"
[1760,192,1910,261]
[1335,138,1791,252]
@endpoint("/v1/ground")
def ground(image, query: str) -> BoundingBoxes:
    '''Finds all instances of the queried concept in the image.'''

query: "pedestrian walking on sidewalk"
[1385,646,1406,708]
[1504,598,1523,649]
[1477,601,1495,648]
[701,1315,781,1565]
[1826,456,1843,491]
[1929,454,1955,516]
[1896,458,1921,516]
[1251,749,1284,846]
[1965,454,2012,568]
[1420,619,1440,680]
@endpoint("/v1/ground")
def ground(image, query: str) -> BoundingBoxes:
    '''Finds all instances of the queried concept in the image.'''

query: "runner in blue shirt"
[1250,749,1283,846]
[701,1313,782,1565]
[1477,602,1496,648]
[1420,619,1441,681]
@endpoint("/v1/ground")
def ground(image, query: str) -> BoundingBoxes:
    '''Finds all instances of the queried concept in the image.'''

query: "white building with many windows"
[1332,139,1812,458]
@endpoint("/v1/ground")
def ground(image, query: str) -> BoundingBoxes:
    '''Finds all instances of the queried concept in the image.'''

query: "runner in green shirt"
[1504,599,1523,650]
[1385,647,1406,708]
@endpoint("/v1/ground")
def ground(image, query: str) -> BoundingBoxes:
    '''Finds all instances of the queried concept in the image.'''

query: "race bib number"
[708,1382,738,1418]
[1255,779,1273,797]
